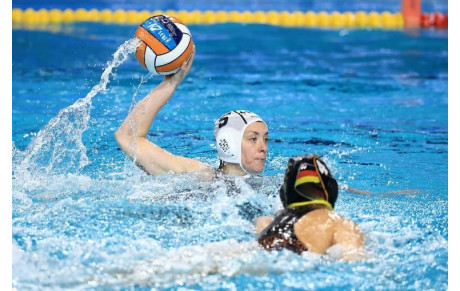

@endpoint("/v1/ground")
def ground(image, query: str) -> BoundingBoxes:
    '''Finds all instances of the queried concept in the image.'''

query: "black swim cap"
[279,154,338,209]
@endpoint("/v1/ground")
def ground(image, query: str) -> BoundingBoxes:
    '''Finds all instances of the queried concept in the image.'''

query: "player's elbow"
[114,127,132,149]
[114,128,124,145]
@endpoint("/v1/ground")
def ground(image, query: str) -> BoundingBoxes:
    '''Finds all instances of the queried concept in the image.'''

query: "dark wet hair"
[279,154,338,209]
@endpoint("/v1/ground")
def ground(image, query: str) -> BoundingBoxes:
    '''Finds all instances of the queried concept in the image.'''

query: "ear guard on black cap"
[279,154,338,209]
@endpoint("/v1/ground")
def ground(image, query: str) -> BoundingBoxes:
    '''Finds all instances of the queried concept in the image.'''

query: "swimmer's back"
[293,208,364,258]
[258,207,364,258]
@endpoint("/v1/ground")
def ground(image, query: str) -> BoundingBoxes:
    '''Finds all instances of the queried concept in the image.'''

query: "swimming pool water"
[12,23,448,289]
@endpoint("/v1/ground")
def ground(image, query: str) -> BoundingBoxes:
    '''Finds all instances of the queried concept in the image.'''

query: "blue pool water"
[12,23,448,289]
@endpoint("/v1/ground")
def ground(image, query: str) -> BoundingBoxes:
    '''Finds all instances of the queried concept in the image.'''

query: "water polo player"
[256,154,365,261]
[115,46,268,177]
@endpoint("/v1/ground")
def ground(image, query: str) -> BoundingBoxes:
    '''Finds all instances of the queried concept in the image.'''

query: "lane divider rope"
[12,8,448,29]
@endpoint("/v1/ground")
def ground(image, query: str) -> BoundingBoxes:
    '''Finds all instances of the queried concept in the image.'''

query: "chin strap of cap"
[287,200,333,210]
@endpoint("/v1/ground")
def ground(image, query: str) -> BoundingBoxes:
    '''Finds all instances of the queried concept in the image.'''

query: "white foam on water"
[11,165,448,290]
[95,239,320,289]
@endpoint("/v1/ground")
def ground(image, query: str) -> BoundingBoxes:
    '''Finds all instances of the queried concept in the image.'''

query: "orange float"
[402,0,421,28]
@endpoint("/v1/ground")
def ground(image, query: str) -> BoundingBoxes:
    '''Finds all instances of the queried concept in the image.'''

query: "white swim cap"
[214,110,266,169]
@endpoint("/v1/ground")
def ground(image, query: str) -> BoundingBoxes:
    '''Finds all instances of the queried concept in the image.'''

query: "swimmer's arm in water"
[343,186,372,195]
[254,216,274,235]
[343,185,421,196]
[115,46,213,177]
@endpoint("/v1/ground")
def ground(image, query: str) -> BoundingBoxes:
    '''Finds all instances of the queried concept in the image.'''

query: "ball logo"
[145,21,163,32]
[144,19,173,45]
[157,30,172,44]
[157,16,171,24]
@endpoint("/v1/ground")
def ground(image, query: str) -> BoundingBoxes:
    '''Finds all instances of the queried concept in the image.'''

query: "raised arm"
[115,46,212,176]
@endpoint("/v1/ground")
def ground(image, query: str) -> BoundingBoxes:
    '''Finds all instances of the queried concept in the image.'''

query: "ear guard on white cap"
[214,110,266,170]
[215,128,240,164]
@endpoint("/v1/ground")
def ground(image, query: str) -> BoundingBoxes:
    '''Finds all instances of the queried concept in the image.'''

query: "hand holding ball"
[135,15,193,75]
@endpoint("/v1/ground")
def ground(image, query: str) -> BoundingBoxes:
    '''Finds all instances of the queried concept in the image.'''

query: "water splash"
[97,240,321,289]
[14,38,140,176]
